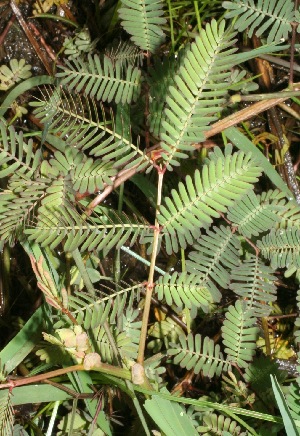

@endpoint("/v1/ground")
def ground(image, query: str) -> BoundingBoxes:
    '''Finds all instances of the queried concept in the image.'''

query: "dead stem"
[10,0,53,75]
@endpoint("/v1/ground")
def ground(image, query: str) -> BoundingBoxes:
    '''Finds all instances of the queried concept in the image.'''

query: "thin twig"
[10,0,53,75]
[0,14,15,47]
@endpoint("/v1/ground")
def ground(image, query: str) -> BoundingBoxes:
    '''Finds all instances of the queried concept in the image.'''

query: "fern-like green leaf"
[49,148,117,194]
[30,86,95,140]
[155,271,218,312]
[0,58,32,91]
[56,54,141,104]
[62,26,98,60]
[0,119,41,178]
[82,133,151,172]
[148,318,184,352]
[30,87,153,172]
[148,50,187,137]
[29,177,76,249]
[67,289,141,361]
[286,383,300,421]
[256,189,300,233]
[160,20,238,169]
[158,148,262,254]
[69,282,143,327]
[257,227,300,269]
[230,255,277,317]
[0,179,48,245]
[244,356,287,407]
[168,333,230,378]
[68,295,109,330]
[105,41,144,68]
[222,0,295,44]
[227,190,282,238]
[221,300,259,368]
[0,391,14,435]
[118,0,166,53]
[95,324,139,362]
[276,201,300,230]
[122,306,142,354]
[198,413,244,435]
[94,326,137,362]
[144,356,166,384]
[186,225,241,298]
[26,206,150,255]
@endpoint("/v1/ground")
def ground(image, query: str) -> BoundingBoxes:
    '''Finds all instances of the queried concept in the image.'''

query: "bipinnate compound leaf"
[158,148,262,253]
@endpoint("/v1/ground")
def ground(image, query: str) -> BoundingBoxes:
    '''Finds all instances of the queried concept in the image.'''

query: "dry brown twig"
[10,0,53,75]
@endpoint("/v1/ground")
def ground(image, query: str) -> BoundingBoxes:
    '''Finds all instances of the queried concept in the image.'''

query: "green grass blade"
[144,395,198,436]
[0,75,54,117]
[0,306,44,374]
[270,375,299,436]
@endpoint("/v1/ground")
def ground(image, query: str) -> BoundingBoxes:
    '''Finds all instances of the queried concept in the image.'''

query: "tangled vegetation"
[0,0,300,434]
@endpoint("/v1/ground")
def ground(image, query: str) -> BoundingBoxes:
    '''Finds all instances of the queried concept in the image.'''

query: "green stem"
[120,246,166,276]
[0,244,10,316]
[69,398,78,436]
[193,1,201,32]
[261,317,272,356]
[0,364,131,391]
[72,249,95,296]
[65,252,72,296]
[114,184,124,286]
[137,171,164,365]
[231,89,300,103]
[167,0,175,52]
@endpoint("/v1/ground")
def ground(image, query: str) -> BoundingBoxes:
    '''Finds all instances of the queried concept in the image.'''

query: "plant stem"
[261,317,272,356]
[72,249,95,296]
[65,251,72,296]
[231,89,300,103]
[0,244,10,316]
[0,363,132,391]
[137,170,164,365]
[193,1,201,32]
[114,183,124,286]
[120,245,166,275]
[46,400,59,436]
[167,0,175,52]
